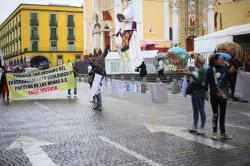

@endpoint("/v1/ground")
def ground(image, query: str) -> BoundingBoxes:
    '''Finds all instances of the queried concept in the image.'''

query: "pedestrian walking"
[228,54,243,100]
[205,54,232,140]
[136,61,147,79]
[68,63,78,98]
[89,58,105,111]
[186,54,207,134]
[158,58,164,79]
[1,67,10,104]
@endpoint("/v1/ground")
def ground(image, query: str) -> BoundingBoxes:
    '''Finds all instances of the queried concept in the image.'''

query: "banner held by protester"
[6,64,75,100]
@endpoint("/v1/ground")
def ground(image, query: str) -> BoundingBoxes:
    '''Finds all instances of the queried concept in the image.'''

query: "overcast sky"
[0,0,83,24]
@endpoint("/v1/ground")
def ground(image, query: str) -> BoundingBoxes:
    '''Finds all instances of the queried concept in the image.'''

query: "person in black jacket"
[137,61,147,79]
[205,54,232,140]
[89,58,105,111]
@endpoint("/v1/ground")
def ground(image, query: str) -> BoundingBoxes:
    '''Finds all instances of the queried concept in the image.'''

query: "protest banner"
[150,83,168,104]
[90,73,103,96]
[127,82,137,93]
[112,80,125,97]
[235,71,250,101]
[6,64,75,100]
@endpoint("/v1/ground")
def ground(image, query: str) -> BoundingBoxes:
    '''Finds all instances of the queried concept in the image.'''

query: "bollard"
[121,75,124,81]
[79,75,82,82]
[131,76,135,82]
[156,77,161,83]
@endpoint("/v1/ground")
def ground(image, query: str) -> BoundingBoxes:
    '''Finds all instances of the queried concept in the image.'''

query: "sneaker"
[90,100,95,103]
[220,133,233,139]
[67,94,71,98]
[93,106,102,111]
[74,94,77,98]
[189,126,198,133]
[197,128,206,134]
[211,132,218,140]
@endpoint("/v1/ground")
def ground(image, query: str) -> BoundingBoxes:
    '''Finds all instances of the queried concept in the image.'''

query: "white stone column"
[172,0,179,46]
[164,0,170,40]
[208,0,215,34]
[109,31,113,51]
[83,0,87,54]
[100,31,105,52]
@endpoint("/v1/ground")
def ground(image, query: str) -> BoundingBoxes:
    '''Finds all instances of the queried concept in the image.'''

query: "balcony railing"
[30,19,39,26]
[50,35,58,40]
[49,20,58,26]
[30,34,39,40]
[67,35,75,40]
[67,21,75,27]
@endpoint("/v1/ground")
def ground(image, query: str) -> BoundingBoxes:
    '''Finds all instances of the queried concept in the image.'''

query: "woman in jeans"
[205,54,232,140]
[186,54,207,134]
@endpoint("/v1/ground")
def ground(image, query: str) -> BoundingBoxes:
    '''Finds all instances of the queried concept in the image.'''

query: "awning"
[194,23,250,53]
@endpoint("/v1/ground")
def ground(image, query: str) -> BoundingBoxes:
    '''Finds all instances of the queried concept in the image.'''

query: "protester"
[1,67,10,104]
[68,63,78,97]
[205,54,232,140]
[186,54,207,134]
[229,54,243,100]
[137,61,147,79]
[158,58,164,79]
[88,58,105,111]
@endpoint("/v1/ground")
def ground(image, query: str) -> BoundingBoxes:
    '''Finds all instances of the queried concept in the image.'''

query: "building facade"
[83,0,250,54]
[0,4,83,68]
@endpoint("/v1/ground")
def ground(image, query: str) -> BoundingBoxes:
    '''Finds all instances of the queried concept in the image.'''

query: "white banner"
[150,83,168,104]
[90,74,103,96]
[235,71,250,101]
[127,82,137,93]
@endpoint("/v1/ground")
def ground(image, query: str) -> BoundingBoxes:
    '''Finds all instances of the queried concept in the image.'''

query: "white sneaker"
[197,128,206,134]
[74,94,77,98]
[189,126,198,132]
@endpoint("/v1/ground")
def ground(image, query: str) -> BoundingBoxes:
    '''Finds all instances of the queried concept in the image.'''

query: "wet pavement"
[0,81,250,166]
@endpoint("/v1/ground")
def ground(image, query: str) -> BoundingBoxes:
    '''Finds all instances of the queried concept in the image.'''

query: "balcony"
[50,35,58,40]
[67,35,75,40]
[67,21,75,27]
[49,20,58,27]
[30,19,39,26]
[30,34,39,40]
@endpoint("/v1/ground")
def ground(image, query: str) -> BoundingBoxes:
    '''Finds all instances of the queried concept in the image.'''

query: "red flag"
[102,11,112,21]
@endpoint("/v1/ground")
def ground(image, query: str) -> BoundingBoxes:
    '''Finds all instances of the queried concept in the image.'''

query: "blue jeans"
[95,92,102,107]
[68,78,77,95]
[191,89,206,128]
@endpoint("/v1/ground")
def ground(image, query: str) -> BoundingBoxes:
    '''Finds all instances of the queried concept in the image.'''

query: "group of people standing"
[187,52,243,140]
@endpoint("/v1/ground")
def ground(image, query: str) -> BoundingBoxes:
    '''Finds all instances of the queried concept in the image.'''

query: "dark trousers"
[210,94,227,134]
[230,74,237,97]
[158,69,164,78]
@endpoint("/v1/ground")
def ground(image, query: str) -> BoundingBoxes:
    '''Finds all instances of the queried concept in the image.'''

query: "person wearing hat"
[186,54,207,134]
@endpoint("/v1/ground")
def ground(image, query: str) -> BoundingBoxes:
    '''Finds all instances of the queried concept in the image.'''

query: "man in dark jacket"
[89,58,105,111]
[137,61,147,79]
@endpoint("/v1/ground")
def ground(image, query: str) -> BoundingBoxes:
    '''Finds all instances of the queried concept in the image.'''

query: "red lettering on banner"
[28,86,58,95]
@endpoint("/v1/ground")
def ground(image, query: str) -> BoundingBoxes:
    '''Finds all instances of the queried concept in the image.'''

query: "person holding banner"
[205,54,232,140]
[1,67,10,104]
[89,58,105,111]
[68,63,79,98]
[186,54,207,134]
